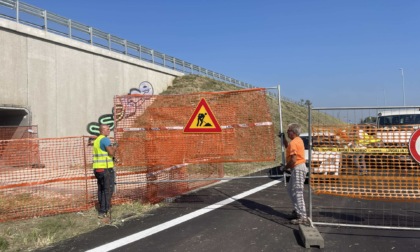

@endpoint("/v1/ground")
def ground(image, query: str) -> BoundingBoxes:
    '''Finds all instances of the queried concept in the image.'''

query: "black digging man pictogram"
[197,112,213,127]
[197,112,207,126]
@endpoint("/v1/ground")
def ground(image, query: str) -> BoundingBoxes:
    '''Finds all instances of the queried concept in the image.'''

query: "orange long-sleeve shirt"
[286,136,306,167]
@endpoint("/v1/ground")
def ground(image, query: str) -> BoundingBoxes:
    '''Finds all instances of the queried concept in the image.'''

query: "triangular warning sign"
[184,98,222,133]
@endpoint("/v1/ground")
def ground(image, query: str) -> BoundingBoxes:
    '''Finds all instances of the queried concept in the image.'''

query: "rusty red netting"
[113,88,276,167]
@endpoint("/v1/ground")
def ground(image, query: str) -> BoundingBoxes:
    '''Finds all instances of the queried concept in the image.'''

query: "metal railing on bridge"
[0,0,266,93]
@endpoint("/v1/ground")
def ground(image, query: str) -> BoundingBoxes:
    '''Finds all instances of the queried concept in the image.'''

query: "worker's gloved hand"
[279,163,291,173]
[112,142,119,147]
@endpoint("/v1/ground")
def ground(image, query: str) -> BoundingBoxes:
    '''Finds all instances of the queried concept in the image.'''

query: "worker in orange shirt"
[282,123,309,225]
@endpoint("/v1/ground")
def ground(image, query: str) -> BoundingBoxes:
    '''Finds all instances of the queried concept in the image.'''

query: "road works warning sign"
[409,129,420,163]
[184,98,222,133]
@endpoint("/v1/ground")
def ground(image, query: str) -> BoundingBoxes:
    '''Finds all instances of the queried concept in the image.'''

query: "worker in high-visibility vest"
[93,124,117,218]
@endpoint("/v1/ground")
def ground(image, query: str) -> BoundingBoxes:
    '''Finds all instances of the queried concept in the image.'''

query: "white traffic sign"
[408,129,420,163]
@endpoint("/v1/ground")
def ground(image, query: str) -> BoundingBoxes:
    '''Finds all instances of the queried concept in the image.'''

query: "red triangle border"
[184,98,222,133]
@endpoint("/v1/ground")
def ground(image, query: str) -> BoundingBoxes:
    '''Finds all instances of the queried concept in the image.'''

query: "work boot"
[98,212,107,219]
[290,217,310,226]
[287,210,298,220]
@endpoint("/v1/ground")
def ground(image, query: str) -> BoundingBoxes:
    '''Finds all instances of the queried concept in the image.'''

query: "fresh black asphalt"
[37,175,420,252]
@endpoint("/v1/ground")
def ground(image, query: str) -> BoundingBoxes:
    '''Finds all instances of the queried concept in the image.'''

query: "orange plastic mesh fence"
[0,125,38,140]
[140,163,224,203]
[0,89,275,221]
[0,137,92,221]
[113,88,275,166]
[310,123,420,202]
[0,136,224,222]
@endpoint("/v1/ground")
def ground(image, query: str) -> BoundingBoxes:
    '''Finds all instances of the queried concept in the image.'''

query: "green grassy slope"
[162,74,342,134]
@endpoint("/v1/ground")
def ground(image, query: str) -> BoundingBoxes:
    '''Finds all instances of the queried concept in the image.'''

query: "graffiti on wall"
[87,81,154,135]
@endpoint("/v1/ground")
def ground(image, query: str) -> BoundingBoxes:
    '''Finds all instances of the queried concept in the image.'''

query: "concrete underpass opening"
[0,107,30,126]
[0,107,33,139]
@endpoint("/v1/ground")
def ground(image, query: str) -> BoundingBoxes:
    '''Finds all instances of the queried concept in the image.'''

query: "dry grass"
[0,202,159,252]
[161,75,242,94]
[165,75,342,132]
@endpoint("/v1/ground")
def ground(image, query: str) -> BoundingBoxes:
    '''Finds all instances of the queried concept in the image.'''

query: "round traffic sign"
[408,129,420,163]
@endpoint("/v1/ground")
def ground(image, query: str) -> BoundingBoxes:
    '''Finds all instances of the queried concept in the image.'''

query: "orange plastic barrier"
[113,88,276,166]
[0,136,223,222]
[310,125,420,202]
[0,137,91,221]
[0,89,275,222]
[0,126,39,167]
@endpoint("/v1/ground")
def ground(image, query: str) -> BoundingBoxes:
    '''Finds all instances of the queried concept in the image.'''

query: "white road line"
[86,179,282,252]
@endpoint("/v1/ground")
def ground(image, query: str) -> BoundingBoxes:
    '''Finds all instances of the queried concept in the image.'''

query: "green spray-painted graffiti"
[86,81,154,136]
[86,113,115,136]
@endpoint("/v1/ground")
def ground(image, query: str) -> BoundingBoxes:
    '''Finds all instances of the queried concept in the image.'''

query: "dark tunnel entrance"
[0,107,30,126]
[0,107,33,140]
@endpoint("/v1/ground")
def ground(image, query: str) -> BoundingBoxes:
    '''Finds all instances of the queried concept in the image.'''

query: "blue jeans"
[94,169,115,214]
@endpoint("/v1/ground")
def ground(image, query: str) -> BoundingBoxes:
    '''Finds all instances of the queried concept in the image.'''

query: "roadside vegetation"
[0,202,159,252]
[0,75,341,251]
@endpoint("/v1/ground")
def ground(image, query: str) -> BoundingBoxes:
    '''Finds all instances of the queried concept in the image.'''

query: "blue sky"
[20,0,420,107]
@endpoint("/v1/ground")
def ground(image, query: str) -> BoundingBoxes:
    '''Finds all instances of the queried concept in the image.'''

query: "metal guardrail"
[0,0,273,94]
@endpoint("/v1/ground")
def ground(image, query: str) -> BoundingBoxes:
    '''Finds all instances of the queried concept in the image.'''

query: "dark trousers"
[94,168,115,214]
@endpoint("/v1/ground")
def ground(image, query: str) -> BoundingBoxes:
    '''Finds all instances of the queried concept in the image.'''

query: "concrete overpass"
[0,17,182,138]
[0,0,256,138]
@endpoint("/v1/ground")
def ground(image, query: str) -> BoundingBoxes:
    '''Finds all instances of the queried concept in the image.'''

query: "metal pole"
[43,10,47,31]
[82,137,89,210]
[277,85,287,186]
[89,27,93,45]
[108,34,111,50]
[399,68,406,106]
[308,103,313,220]
[16,0,19,23]
[68,19,72,38]
[124,40,127,55]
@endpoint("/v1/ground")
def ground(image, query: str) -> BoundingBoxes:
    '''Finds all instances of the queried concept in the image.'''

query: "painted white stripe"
[86,179,281,252]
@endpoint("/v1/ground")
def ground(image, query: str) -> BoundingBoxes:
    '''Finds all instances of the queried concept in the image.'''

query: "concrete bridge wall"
[0,18,183,138]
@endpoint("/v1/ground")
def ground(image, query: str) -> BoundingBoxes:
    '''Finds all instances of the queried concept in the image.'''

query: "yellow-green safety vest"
[93,135,114,169]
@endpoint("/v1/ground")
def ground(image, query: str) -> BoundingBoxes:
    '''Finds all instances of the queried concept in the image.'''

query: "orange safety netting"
[0,136,222,222]
[0,89,275,222]
[0,137,92,221]
[310,124,420,202]
[113,88,275,166]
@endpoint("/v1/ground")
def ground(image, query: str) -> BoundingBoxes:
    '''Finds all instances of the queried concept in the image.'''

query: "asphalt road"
[37,176,420,252]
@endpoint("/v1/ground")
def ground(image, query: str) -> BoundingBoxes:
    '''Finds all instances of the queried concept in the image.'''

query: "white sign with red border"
[408,129,420,163]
